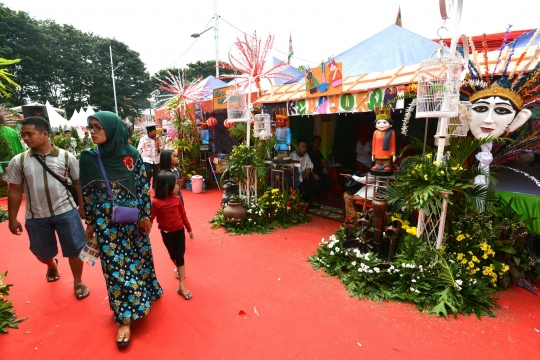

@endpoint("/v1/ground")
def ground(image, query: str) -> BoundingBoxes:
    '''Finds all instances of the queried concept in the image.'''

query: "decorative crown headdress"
[374,104,392,120]
[459,26,540,109]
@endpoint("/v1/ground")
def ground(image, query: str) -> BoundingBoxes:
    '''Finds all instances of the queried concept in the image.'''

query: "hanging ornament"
[224,119,235,129]
[207,117,217,127]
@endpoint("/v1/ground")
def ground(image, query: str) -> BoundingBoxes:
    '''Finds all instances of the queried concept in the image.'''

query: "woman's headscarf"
[79,111,140,195]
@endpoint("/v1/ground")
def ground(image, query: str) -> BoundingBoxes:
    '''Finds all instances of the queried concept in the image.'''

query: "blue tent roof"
[505,29,539,49]
[334,24,440,76]
[272,57,305,85]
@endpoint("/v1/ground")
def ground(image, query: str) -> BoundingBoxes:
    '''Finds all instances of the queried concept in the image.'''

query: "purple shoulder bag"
[95,148,139,224]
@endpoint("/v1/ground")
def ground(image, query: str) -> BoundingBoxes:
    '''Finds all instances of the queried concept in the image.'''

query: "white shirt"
[3,146,79,218]
[351,175,375,200]
[289,151,313,183]
[137,135,161,164]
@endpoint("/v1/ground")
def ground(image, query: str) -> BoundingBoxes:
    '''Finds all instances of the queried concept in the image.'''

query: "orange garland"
[482,34,491,86]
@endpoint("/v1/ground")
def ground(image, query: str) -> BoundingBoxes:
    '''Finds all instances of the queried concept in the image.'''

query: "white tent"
[46,101,69,129]
[69,109,80,126]
[11,102,66,117]
[85,106,95,117]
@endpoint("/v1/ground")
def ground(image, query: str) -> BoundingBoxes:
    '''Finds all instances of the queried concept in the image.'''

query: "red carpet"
[0,190,539,359]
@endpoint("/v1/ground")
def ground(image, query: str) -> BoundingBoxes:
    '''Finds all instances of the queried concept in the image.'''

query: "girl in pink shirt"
[151,171,194,299]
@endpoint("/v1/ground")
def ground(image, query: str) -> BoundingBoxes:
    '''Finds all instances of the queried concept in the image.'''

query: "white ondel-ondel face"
[375,119,391,132]
[469,96,531,139]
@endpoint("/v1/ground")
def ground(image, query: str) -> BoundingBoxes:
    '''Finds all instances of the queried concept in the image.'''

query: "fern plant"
[386,136,504,215]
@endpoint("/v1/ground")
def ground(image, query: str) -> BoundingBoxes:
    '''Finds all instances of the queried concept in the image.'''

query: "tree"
[0,5,153,118]
[184,60,235,82]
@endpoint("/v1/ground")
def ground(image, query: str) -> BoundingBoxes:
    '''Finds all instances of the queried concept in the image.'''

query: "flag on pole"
[288,32,293,65]
[395,6,402,27]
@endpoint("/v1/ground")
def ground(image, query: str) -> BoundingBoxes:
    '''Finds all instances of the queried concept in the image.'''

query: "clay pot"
[179,177,186,189]
[371,196,388,256]
[223,200,247,225]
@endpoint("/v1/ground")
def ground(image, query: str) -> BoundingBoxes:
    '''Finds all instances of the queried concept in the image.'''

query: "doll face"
[470,96,517,139]
[276,117,288,127]
[375,119,391,132]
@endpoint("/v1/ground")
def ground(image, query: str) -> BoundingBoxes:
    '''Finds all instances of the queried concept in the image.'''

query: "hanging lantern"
[253,114,272,139]
[207,117,217,127]
[224,119,235,129]
[226,90,250,121]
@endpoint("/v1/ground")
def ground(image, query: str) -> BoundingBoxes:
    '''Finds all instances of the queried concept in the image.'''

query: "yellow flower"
[457,253,464,260]
[433,160,438,165]
[459,166,464,170]
[424,174,428,180]
[426,153,432,159]
[451,166,457,171]
[440,170,445,175]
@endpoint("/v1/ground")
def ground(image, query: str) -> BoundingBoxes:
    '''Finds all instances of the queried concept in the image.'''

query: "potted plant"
[223,194,247,225]
[220,143,266,183]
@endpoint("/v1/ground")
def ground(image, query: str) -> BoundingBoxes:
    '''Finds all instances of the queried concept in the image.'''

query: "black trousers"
[160,229,186,266]
[143,162,160,190]
[298,174,332,202]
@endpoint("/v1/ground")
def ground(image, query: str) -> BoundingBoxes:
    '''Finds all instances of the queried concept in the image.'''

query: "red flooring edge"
[0,190,539,359]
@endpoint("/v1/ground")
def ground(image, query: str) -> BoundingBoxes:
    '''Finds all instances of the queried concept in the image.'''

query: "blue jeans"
[25,208,86,260]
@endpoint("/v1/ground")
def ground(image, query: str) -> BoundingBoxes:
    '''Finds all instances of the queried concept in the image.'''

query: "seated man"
[290,137,326,207]
[307,135,332,199]
[340,173,375,217]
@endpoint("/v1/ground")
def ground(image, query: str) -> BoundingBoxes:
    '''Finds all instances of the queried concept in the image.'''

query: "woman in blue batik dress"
[79,111,162,347]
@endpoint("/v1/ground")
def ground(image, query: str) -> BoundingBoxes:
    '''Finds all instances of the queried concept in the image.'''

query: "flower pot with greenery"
[220,143,266,183]
[223,195,247,225]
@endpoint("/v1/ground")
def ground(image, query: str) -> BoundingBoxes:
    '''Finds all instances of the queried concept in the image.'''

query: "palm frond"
[447,136,506,166]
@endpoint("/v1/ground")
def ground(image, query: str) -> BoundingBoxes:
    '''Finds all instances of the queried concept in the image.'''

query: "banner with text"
[287,87,405,116]
[213,85,236,110]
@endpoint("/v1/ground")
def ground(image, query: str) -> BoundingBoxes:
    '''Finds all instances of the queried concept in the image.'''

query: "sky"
[2,0,539,75]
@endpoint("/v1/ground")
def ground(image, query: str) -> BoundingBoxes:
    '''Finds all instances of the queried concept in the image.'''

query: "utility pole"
[214,0,219,77]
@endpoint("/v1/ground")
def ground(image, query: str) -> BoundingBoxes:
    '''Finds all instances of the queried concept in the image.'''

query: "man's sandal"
[46,259,60,282]
[74,283,90,300]
[177,289,193,300]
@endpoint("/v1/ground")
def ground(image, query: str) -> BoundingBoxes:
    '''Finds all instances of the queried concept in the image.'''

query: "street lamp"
[109,45,124,115]
[189,0,219,77]
[147,97,156,126]
[190,27,213,38]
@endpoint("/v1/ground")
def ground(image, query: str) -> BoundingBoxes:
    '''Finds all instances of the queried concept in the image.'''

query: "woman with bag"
[79,111,163,347]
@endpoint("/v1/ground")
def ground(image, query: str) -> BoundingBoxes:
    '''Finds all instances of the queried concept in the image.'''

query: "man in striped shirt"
[5,117,90,300]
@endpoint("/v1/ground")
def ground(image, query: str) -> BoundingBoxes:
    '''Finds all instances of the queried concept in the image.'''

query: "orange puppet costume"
[371,107,395,172]
[372,129,395,160]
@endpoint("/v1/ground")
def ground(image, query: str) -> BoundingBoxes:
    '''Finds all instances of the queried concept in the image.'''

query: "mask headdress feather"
[461,28,540,110]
